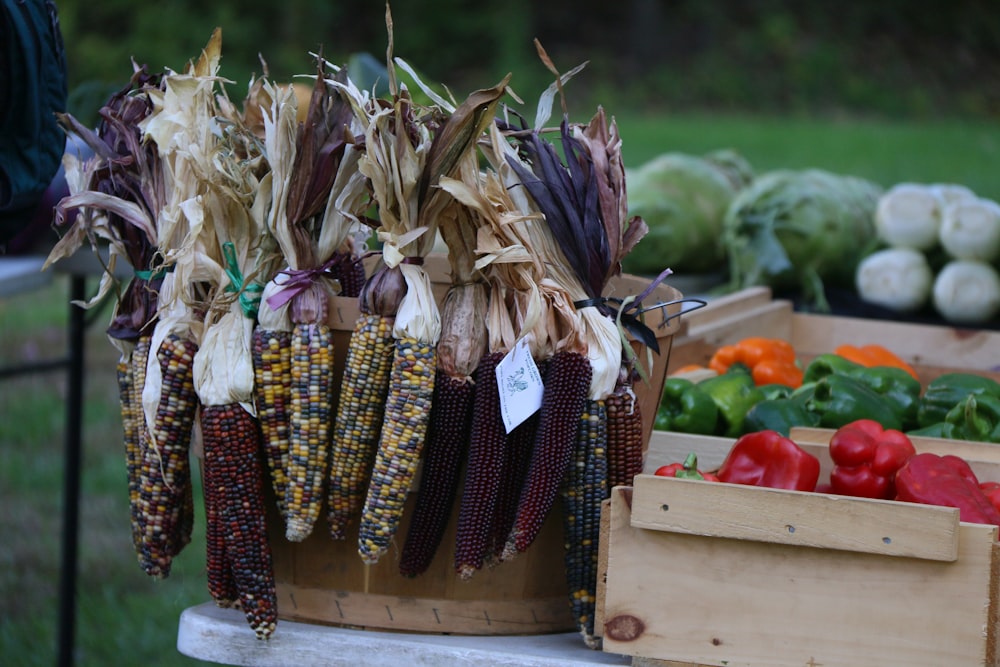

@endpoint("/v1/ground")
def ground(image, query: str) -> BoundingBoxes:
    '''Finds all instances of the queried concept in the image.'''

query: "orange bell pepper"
[833,344,919,381]
[708,337,803,388]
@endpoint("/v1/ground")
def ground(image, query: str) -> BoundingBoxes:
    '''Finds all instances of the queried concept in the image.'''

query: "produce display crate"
[598,427,1000,667]
[268,253,685,636]
[668,286,1000,385]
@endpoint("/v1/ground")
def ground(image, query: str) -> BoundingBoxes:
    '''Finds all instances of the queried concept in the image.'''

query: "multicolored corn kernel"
[561,398,608,647]
[136,332,199,579]
[399,371,473,577]
[252,327,293,519]
[605,386,644,489]
[453,352,506,579]
[328,314,394,539]
[116,357,142,551]
[128,336,153,571]
[357,336,436,564]
[503,350,592,560]
[285,322,335,542]
[202,403,277,639]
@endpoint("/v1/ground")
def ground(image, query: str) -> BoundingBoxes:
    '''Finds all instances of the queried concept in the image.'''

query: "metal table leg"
[57,274,86,667]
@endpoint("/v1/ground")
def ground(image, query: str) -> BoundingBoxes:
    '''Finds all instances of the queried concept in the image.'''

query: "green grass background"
[1,112,997,666]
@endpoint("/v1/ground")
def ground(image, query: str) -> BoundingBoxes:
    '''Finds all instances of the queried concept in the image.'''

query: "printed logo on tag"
[495,338,544,434]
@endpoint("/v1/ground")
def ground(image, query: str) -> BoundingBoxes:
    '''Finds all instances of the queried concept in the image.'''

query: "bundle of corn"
[261,61,372,542]
[44,63,170,574]
[190,123,278,637]
[352,36,507,563]
[195,302,277,638]
[499,50,655,646]
[427,133,552,577]
[132,32,235,578]
[396,81,511,577]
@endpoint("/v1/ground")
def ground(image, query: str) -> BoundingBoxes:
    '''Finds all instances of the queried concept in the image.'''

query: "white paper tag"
[495,338,544,434]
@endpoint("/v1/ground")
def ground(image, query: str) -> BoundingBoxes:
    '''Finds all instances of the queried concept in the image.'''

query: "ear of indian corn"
[284,321,335,542]
[116,353,142,553]
[357,335,437,564]
[453,351,506,578]
[398,370,473,577]
[488,355,549,563]
[201,423,239,610]
[252,327,293,520]
[605,384,644,488]
[202,403,277,639]
[128,336,153,571]
[328,313,395,539]
[503,350,592,560]
[136,332,199,578]
[336,254,368,299]
[561,398,608,648]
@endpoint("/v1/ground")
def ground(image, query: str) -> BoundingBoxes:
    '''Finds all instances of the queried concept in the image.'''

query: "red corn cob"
[605,384,644,489]
[453,351,506,578]
[503,350,592,560]
[202,403,277,639]
[488,356,548,563]
[201,422,239,609]
[398,370,474,577]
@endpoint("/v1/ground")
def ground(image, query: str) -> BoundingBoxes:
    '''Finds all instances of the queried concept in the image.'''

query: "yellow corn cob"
[252,327,293,519]
[116,356,141,551]
[357,335,436,564]
[128,335,153,571]
[327,313,394,539]
[285,321,335,542]
[561,398,608,648]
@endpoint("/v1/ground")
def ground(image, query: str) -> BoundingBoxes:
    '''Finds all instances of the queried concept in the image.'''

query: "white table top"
[177,603,631,667]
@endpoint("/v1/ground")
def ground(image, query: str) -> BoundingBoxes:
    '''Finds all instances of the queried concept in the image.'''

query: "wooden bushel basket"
[269,254,684,635]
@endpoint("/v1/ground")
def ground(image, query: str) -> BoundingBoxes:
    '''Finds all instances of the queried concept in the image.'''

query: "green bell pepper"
[802,353,865,383]
[742,397,820,436]
[849,366,922,431]
[906,422,947,438]
[656,377,720,434]
[943,393,1000,443]
[917,373,1000,428]
[758,383,795,401]
[807,373,905,431]
[804,354,921,430]
[697,368,765,438]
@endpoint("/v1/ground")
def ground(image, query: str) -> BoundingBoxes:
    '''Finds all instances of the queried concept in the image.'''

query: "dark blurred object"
[786,286,1000,332]
[1,0,68,255]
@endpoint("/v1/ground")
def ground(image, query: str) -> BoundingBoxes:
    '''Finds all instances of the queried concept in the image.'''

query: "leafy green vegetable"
[722,168,882,311]
[622,150,753,275]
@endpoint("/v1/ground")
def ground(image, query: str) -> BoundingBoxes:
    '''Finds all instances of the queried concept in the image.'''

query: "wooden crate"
[268,254,685,635]
[598,428,1000,667]
[668,286,1000,385]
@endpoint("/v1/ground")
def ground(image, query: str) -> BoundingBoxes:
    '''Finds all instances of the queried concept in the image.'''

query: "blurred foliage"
[56,0,1000,126]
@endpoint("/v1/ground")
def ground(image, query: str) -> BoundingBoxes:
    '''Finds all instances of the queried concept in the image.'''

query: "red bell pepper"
[828,419,916,499]
[716,430,821,491]
[654,452,719,482]
[980,481,1000,515]
[894,453,1000,526]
